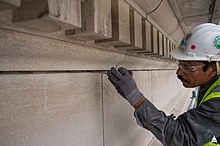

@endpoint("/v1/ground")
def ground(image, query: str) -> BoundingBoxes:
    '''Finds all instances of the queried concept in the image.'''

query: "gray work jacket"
[134,76,220,146]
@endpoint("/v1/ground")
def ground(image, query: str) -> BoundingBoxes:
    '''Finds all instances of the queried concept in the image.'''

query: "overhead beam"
[211,0,220,24]
[116,9,143,50]
[0,0,21,11]
[65,0,112,40]
[48,0,82,29]
[95,0,130,46]
[12,0,82,33]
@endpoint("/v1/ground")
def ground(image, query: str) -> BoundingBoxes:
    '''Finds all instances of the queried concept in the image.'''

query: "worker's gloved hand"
[107,67,143,106]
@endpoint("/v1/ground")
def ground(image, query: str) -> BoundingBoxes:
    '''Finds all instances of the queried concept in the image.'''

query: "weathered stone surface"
[48,0,82,29]
[151,70,192,114]
[103,72,154,146]
[0,0,20,11]
[0,73,103,146]
[0,28,177,71]
[96,0,130,46]
[66,0,112,40]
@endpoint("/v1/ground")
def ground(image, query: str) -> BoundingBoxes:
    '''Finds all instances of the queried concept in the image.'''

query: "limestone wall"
[0,0,192,145]
[0,28,192,146]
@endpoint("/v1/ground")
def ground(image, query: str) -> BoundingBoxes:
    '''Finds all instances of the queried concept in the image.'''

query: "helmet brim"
[170,47,211,61]
[170,46,189,60]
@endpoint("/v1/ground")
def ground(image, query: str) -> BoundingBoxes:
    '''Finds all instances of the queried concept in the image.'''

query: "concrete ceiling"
[133,0,220,33]
[168,0,220,33]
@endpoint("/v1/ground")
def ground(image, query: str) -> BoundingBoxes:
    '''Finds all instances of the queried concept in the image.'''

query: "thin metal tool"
[115,54,127,68]
[115,54,133,76]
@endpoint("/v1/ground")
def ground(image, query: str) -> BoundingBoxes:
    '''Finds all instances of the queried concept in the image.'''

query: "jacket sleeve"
[134,99,218,146]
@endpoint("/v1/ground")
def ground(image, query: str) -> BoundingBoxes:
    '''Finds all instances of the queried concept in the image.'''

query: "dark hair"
[199,61,216,72]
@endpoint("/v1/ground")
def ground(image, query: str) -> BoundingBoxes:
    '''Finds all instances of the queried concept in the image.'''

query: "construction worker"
[107,23,220,146]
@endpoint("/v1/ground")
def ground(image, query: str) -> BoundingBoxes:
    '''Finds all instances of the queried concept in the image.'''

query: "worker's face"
[176,61,216,88]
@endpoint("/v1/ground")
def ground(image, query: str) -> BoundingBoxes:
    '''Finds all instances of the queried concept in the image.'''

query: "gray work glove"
[107,67,143,106]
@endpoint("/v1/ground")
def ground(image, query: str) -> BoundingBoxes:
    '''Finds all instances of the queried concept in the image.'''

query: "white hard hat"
[170,23,220,61]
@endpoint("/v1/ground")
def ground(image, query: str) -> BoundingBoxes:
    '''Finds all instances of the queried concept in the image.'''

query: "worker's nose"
[176,67,185,76]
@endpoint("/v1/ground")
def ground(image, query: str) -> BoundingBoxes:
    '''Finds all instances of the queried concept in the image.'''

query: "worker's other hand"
[107,67,143,106]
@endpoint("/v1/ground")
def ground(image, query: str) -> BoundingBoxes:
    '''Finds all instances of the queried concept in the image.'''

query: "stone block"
[116,9,143,50]
[0,73,103,146]
[0,0,21,11]
[66,0,112,40]
[151,70,182,113]
[48,0,82,29]
[103,71,154,146]
[0,28,177,71]
[96,0,130,46]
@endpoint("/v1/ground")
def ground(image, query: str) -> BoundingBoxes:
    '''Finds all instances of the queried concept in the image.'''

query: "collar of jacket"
[196,75,220,106]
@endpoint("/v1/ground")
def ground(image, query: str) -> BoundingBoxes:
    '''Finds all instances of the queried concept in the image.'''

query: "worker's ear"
[216,61,220,75]
[208,66,217,77]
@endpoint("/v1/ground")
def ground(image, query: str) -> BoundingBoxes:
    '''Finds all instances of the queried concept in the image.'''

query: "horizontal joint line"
[0,69,176,75]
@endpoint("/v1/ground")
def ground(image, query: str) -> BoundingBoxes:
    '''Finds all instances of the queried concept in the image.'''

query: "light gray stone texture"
[0,73,103,146]
[103,71,154,146]
[151,70,192,114]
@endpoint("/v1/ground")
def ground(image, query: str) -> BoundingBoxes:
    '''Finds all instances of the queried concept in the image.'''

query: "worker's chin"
[182,81,194,88]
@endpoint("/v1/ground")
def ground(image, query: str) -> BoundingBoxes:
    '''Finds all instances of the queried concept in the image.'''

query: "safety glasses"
[176,61,206,73]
